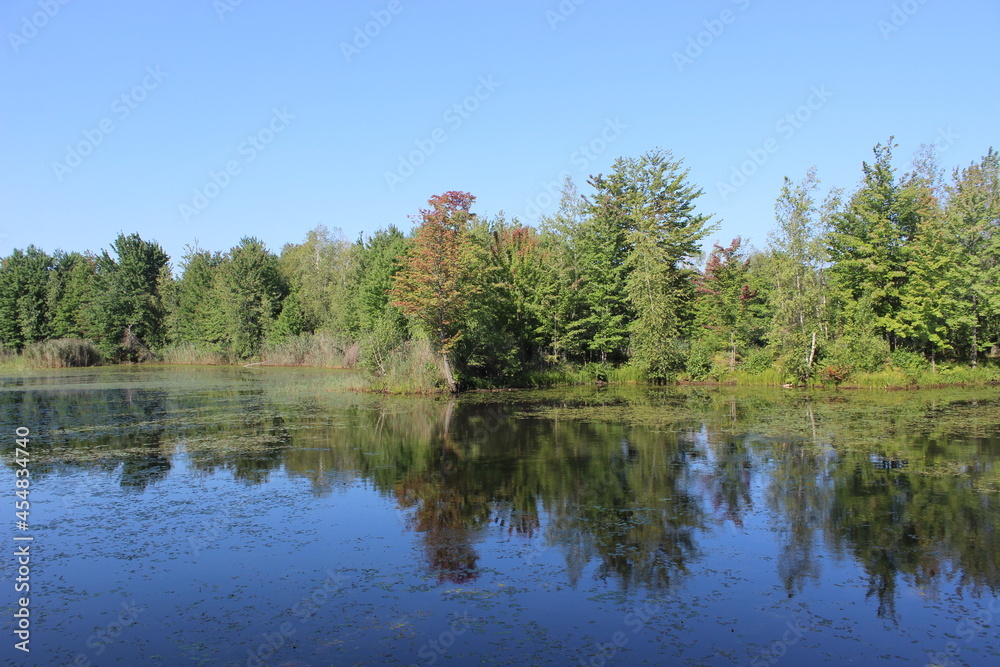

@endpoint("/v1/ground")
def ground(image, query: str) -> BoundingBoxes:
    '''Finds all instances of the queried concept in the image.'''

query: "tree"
[895,147,955,367]
[767,168,835,374]
[459,213,546,384]
[590,149,714,379]
[827,139,917,347]
[47,251,98,340]
[942,148,1000,365]
[694,237,768,370]
[390,191,480,392]
[346,226,409,375]
[93,233,170,359]
[166,243,224,347]
[535,178,590,362]
[212,237,285,359]
[0,246,54,349]
[277,225,353,334]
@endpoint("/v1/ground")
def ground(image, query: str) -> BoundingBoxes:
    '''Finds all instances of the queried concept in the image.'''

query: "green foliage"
[739,347,776,376]
[93,233,170,359]
[47,252,98,340]
[10,142,1000,389]
[212,237,286,359]
[590,149,714,379]
[0,245,55,349]
[685,338,715,381]
[278,225,353,333]
[889,349,929,378]
[166,244,223,347]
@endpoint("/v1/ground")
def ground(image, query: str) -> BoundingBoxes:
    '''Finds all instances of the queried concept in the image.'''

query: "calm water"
[1,366,999,666]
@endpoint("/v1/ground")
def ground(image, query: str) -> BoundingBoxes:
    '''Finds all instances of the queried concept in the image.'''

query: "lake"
[1,366,998,666]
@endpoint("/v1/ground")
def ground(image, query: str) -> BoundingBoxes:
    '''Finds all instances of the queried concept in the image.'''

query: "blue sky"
[2,0,997,269]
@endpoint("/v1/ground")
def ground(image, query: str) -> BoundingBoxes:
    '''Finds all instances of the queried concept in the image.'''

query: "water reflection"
[4,371,1000,619]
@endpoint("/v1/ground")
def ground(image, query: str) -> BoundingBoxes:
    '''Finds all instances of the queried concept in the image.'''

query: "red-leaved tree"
[389,191,479,392]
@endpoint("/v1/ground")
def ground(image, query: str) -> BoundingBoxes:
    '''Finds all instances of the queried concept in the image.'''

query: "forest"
[2,138,998,392]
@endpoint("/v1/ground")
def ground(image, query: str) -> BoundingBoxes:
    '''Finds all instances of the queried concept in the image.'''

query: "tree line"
[2,139,997,389]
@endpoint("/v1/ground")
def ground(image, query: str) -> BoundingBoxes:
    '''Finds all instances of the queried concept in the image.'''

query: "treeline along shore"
[3,140,999,392]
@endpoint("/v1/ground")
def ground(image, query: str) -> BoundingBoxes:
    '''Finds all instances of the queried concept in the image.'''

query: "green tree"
[0,246,54,349]
[277,225,353,334]
[693,237,768,370]
[47,251,98,340]
[212,237,285,359]
[943,148,1000,365]
[591,149,714,380]
[390,191,480,392]
[767,168,836,375]
[827,139,917,347]
[346,226,409,375]
[895,148,955,367]
[166,244,224,347]
[93,233,170,359]
[535,178,590,362]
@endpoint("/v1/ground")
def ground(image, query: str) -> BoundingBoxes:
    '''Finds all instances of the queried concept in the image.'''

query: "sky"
[2,0,997,270]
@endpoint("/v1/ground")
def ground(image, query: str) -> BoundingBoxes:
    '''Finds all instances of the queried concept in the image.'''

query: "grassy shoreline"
[3,338,999,393]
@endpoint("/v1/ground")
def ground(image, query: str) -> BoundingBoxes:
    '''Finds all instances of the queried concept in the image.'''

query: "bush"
[889,349,928,379]
[685,340,715,381]
[740,347,775,375]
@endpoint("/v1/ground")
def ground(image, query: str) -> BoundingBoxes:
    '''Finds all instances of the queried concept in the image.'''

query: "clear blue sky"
[2,0,997,269]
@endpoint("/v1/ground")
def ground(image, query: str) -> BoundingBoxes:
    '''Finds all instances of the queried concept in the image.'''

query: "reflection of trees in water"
[765,440,830,596]
[12,378,1000,605]
[699,431,753,529]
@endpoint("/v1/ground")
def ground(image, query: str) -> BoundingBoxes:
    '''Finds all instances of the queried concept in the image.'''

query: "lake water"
[1,366,998,666]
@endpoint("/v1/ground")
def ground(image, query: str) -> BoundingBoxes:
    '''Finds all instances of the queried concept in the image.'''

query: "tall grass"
[0,338,105,369]
[364,338,445,393]
[159,342,230,365]
[261,333,357,368]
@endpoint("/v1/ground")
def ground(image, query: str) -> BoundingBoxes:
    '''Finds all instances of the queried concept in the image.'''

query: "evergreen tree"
[0,245,54,349]
[591,149,714,379]
[943,148,1000,364]
[166,244,224,347]
[212,237,286,359]
[93,233,170,359]
[827,139,916,347]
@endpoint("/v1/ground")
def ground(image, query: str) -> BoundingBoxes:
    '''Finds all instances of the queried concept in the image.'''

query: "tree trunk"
[807,331,816,368]
[441,352,458,393]
[730,331,736,370]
